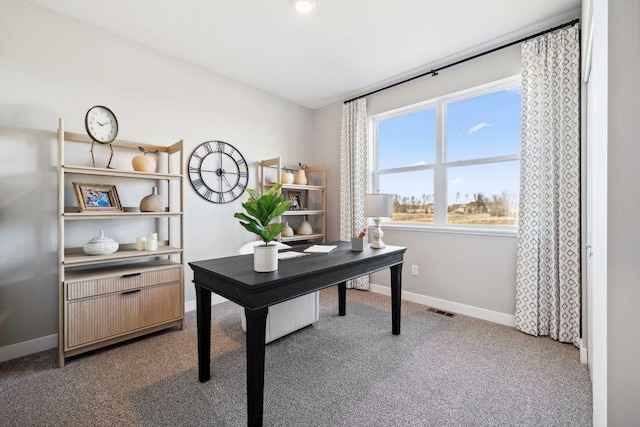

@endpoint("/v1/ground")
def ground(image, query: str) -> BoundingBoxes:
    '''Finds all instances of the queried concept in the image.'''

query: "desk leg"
[195,284,212,382]
[390,264,403,335]
[338,281,346,316]
[245,307,268,427]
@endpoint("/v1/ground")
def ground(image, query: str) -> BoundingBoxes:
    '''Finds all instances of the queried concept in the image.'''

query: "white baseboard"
[580,339,588,364]
[369,283,516,327]
[184,294,229,312]
[0,333,58,363]
[0,297,229,363]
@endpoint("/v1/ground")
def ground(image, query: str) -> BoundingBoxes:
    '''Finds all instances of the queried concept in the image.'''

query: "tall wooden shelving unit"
[260,157,325,244]
[57,118,184,367]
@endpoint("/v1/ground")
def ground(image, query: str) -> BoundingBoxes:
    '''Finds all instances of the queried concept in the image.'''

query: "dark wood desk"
[189,241,406,427]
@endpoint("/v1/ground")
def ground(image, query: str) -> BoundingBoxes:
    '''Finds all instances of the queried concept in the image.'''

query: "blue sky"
[378,87,521,205]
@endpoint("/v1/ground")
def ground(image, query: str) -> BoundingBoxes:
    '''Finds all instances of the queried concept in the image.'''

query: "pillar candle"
[136,236,147,251]
[146,238,158,251]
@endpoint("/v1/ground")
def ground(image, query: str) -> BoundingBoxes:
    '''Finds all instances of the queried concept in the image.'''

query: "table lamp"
[364,193,394,248]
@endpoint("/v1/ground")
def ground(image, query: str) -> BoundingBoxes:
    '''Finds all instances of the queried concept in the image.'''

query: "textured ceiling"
[28,0,580,109]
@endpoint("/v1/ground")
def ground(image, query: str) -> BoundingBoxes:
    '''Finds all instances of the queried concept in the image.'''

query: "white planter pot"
[253,244,278,272]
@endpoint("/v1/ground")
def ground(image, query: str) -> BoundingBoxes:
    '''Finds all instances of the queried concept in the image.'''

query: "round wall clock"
[188,141,249,204]
[85,105,118,144]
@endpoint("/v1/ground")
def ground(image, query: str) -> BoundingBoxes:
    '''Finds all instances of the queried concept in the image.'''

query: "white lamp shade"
[364,193,394,218]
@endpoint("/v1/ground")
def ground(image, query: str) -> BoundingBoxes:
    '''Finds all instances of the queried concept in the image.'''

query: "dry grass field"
[391,212,518,226]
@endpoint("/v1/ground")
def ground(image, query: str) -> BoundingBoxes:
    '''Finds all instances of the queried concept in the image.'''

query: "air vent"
[427,308,455,317]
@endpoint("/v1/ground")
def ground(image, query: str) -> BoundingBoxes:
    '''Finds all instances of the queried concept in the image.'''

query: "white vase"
[253,244,278,272]
[282,222,294,237]
[296,220,313,235]
[140,186,165,212]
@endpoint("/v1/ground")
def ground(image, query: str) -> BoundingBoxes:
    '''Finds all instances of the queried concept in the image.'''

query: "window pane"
[446,88,521,161]
[379,170,434,224]
[447,161,519,226]
[378,108,436,169]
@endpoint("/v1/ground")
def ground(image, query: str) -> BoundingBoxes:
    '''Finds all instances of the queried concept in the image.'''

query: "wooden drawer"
[65,282,182,349]
[67,265,181,300]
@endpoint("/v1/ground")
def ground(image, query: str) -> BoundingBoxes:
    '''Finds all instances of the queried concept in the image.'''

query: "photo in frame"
[73,182,123,212]
[287,191,303,210]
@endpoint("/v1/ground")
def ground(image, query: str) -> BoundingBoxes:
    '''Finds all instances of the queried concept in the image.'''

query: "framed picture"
[73,182,123,212]
[288,191,303,210]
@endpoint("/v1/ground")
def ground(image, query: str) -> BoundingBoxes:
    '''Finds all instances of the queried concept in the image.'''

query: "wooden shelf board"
[282,210,324,216]
[265,182,323,191]
[63,246,183,267]
[63,131,181,153]
[63,209,182,219]
[63,165,181,180]
[281,234,324,242]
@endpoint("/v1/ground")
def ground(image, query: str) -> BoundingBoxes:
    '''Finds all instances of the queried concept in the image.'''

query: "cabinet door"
[65,282,181,349]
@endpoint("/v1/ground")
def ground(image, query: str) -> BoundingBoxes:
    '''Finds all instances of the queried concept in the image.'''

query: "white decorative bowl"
[83,230,119,255]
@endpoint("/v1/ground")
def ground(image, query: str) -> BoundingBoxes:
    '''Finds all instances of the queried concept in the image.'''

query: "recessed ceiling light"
[293,0,316,14]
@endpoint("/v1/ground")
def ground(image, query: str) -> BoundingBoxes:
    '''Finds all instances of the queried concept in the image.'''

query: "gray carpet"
[0,287,592,426]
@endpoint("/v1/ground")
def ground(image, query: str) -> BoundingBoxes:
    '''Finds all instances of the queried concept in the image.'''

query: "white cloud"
[412,160,427,166]
[468,122,490,134]
[452,178,463,185]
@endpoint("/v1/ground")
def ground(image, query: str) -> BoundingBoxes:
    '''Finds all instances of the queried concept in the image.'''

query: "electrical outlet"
[411,265,419,276]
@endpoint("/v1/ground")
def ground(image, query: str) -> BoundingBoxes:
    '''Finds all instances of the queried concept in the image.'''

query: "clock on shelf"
[188,140,248,204]
[85,105,118,168]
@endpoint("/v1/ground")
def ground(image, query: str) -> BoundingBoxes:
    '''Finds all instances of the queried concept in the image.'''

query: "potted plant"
[234,184,291,272]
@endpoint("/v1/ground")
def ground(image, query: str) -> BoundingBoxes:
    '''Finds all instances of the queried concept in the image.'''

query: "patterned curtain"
[515,26,581,347]
[340,98,369,290]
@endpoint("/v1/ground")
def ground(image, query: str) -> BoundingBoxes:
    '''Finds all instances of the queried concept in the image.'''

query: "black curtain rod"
[344,18,580,104]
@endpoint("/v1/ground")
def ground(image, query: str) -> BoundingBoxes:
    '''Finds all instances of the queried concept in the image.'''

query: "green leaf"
[234,184,291,244]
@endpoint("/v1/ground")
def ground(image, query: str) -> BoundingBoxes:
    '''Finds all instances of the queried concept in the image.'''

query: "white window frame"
[370,76,521,237]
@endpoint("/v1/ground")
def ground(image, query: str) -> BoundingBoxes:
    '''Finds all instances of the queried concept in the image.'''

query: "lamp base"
[370,218,386,249]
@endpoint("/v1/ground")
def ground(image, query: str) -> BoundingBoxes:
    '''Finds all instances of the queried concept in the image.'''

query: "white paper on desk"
[277,251,310,260]
[304,245,337,254]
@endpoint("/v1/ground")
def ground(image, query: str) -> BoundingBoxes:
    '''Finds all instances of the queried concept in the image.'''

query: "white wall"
[0,0,314,357]
[314,44,522,324]
[606,0,640,424]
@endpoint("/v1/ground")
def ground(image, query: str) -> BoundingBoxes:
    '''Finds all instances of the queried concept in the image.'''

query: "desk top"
[189,241,406,309]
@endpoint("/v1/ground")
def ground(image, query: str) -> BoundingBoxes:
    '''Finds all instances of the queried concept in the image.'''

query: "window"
[372,77,521,229]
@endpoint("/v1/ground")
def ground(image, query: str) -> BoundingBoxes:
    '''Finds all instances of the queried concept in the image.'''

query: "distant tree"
[472,192,488,213]
[400,196,409,213]
[491,190,511,217]
[393,194,402,213]
[420,193,428,209]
